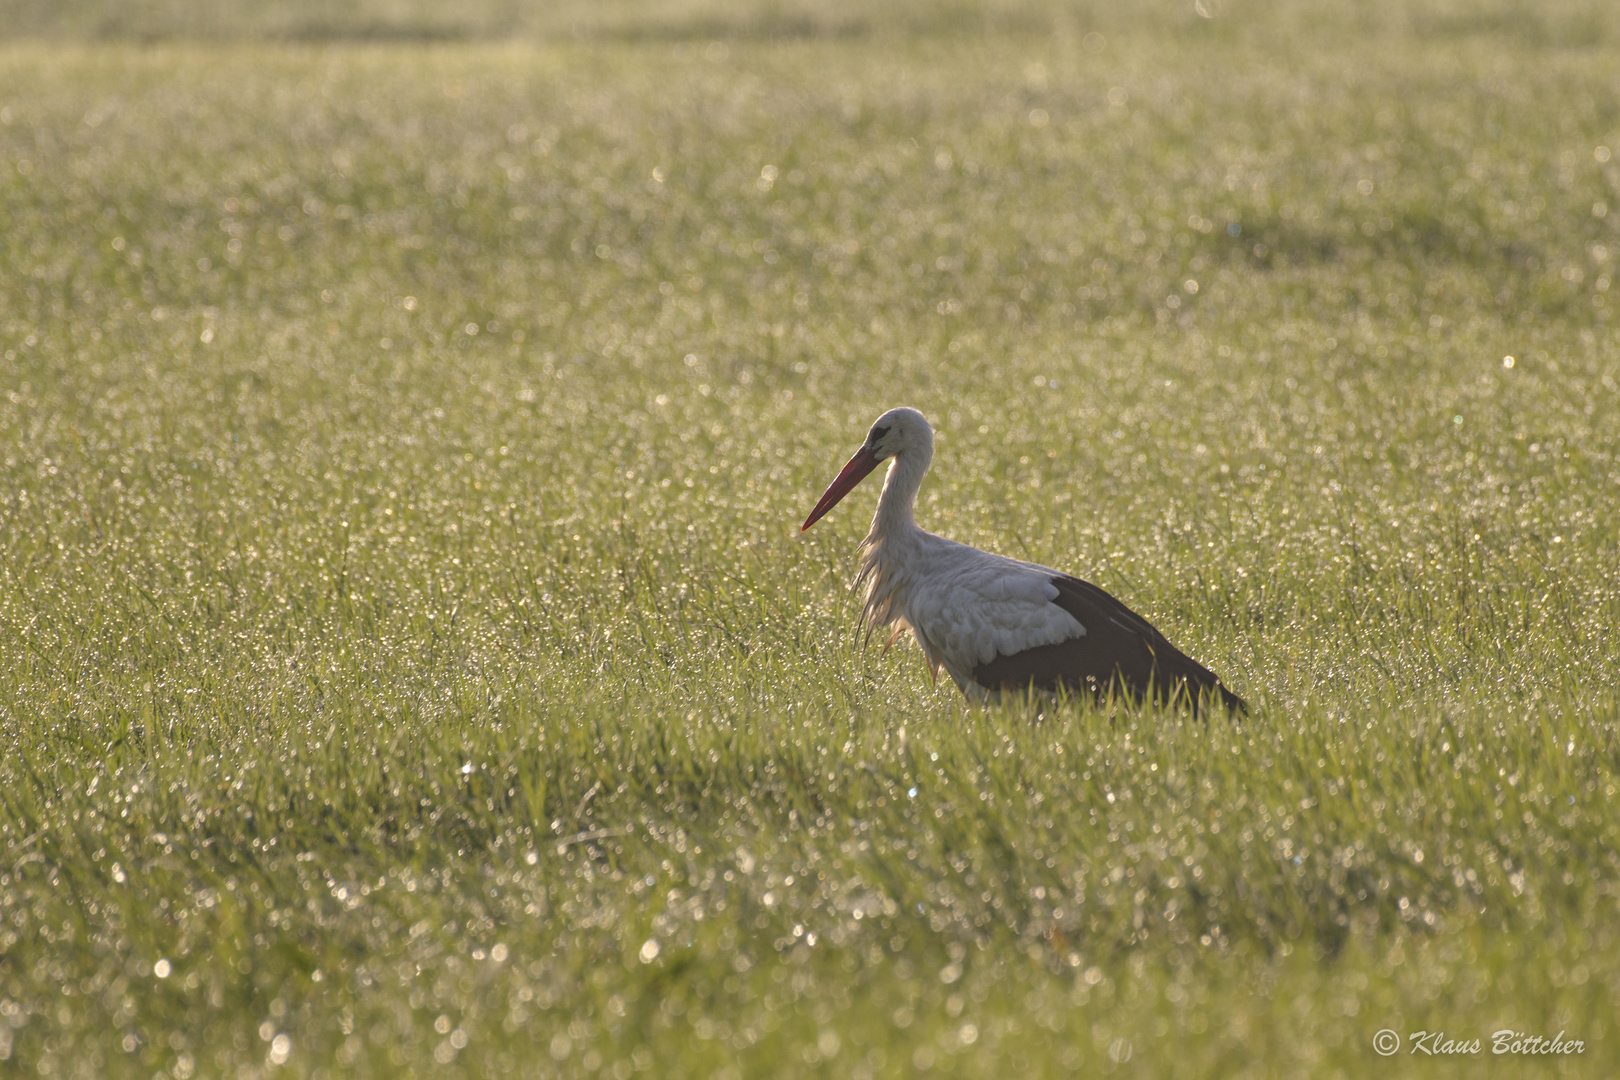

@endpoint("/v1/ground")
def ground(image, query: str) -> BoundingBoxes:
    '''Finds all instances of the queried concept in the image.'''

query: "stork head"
[801,407,933,531]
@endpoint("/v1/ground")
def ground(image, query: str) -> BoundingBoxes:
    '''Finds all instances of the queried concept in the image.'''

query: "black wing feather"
[972,574,1246,714]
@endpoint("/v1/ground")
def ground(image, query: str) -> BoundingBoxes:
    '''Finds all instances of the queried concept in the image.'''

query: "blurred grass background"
[3,0,1619,45]
[2,0,1619,1077]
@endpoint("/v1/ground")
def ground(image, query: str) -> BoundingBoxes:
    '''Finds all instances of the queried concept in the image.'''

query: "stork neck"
[871,444,932,541]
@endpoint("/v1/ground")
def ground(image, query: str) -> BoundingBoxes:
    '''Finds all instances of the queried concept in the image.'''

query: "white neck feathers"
[872,450,929,538]
[853,435,935,640]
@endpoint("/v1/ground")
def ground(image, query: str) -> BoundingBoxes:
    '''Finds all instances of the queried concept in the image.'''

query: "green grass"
[2,2,1619,1076]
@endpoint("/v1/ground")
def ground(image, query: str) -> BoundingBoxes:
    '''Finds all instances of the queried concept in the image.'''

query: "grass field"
[2,1,1619,1076]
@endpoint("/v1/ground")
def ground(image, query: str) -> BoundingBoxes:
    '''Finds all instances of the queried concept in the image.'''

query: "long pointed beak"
[801,445,882,532]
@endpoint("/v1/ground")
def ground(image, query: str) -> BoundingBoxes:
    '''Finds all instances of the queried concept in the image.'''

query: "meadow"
[1,1,1618,1076]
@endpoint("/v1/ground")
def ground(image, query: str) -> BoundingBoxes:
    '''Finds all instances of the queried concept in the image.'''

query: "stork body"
[802,407,1245,713]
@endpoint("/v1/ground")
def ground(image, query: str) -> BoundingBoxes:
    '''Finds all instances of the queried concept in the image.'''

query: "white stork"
[801,407,1246,713]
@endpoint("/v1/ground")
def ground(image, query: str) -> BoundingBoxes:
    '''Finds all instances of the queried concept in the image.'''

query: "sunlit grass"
[2,2,1619,1076]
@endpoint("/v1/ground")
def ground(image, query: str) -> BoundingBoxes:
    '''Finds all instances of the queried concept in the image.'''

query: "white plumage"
[801,407,1245,712]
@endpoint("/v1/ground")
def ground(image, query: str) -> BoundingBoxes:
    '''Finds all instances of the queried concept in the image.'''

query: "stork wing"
[972,574,1246,714]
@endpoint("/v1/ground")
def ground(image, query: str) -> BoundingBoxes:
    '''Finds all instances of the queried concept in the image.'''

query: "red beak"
[801,445,882,532]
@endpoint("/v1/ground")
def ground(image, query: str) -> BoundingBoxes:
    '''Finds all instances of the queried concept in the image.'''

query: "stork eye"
[867,425,890,446]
